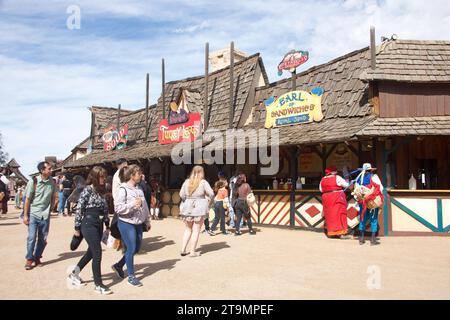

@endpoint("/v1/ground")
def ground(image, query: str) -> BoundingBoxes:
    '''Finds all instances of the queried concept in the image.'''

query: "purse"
[246,192,256,207]
[70,233,84,251]
[223,198,229,210]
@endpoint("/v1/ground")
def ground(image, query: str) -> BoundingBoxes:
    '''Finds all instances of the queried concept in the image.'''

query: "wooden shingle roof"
[248,47,374,145]
[357,116,450,137]
[361,40,450,83]
[66,54,265,167]
[7,158,20,168]
[253,47,372,123]
[90,106,133,147]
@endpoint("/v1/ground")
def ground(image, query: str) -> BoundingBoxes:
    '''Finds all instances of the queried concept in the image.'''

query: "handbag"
[246,192,256,207]
[70,233,83,251]
[0,192,4,202]
[222,198,229,210]
[110,186,128,240]
[367,196,383,209]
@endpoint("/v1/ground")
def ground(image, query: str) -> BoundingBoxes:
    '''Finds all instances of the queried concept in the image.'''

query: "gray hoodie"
[114,182,150,226]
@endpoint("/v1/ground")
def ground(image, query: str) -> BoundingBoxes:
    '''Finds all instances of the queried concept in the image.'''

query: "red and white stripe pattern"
[250,194,291,225]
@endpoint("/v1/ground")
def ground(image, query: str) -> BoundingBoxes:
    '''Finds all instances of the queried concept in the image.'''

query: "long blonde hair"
[187,166,204,195]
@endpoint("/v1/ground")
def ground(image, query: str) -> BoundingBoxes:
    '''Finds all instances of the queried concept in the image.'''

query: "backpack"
[20,176,38,219]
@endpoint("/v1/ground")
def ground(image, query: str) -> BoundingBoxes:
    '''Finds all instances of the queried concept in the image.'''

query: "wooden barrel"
[162,191,171,204]
[172,192,181,204]
[161,204,171,217]
[171,205,180,217]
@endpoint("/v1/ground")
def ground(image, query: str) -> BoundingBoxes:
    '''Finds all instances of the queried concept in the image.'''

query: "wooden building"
[64,39,450,236]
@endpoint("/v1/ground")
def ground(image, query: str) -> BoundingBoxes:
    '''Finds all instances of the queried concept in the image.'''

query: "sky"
[1,0,449,176]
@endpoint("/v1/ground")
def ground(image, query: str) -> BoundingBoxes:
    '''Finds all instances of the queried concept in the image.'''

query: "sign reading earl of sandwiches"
[264,88,324,128]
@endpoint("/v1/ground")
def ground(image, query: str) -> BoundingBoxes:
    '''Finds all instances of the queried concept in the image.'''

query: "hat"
[362,163,377,171]
[325,166,338,175]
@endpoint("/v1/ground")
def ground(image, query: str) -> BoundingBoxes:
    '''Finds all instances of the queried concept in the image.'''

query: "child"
[210,180,230,235]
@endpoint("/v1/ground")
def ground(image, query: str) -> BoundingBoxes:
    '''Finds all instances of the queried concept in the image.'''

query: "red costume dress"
[320,175,349,236]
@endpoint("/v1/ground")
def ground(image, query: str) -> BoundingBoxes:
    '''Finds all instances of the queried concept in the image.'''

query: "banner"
[102,124,129,151]
[264,88,324,128]
[159,112,202,145]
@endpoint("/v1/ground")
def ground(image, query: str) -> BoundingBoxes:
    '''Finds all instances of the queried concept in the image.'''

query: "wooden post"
[162,58,166,120]
[291,69,297,91]
[229,41,234,129]
[204,42,209,130]
[370,26,376,70]
[145,73,149,141]
[117,104,121,129]
[290,146,299,228]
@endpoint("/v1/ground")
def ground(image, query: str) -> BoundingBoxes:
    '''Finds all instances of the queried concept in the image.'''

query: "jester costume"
[356,170,384,246]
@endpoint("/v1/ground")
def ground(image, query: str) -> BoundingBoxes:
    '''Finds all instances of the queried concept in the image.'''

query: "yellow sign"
[264,88,324,128]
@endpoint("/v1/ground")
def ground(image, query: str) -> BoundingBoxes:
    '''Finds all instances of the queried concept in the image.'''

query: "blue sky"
[1,0,449,176]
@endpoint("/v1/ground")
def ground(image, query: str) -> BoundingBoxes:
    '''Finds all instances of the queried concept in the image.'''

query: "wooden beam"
[312,145,324,159]
[117,104,121,129]
[345,141,359,157]
[204,42,209,130]
[324,144,338,160]
[145,73,149,141]
[291,69,297,91]
[162,58,166,120]
[229,41,234,129]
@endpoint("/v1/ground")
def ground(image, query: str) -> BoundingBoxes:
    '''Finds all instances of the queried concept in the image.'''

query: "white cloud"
[174,21,210,34]
[1,0,450,175]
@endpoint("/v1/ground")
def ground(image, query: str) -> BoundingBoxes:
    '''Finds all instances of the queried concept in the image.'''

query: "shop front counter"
[385,190,450,236]
[161,189,362,232]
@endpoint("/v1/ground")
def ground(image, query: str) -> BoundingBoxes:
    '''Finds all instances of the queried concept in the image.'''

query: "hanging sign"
[264,87,324,128]
[102,124,129,151]
[278,50,309,76]
[159,102,201,145]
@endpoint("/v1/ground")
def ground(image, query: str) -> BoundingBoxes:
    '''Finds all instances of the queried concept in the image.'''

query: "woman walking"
[68,166,112,295]
[233,174,256,235]
[111,164,150,287]
[179,166,214,257]
[210,179,230,235]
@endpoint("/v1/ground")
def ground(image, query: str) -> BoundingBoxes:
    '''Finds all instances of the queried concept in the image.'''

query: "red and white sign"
[158,112,202,145]
[278,50,309,75]
[102,124,129,151]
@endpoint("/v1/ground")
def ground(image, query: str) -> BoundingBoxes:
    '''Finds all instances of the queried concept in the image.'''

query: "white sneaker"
[94,285,113,295]
[68,272,86,286]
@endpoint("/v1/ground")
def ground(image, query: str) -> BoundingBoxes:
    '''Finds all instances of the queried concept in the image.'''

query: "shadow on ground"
[43,251,86,266]
[98,259,181,287]
[139,236,175,253]
[198,241,231,255]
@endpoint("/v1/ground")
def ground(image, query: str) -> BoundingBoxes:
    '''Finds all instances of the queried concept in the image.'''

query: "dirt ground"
[0,202,449,300]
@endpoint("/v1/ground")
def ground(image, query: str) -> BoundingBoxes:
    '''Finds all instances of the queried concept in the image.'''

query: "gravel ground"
[1,202,449,300]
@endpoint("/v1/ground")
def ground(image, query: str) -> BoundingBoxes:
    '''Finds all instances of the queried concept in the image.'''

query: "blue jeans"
[228,202,243,228]
[358,204,379,233]
[26,215,50,260]
[117,220,143,277]
[58,192,66,213]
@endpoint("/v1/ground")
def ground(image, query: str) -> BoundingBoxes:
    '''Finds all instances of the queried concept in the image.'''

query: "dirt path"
[1,202,449,300]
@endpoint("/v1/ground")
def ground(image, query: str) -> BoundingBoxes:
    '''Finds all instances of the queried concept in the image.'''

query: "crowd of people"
[14,157,383,295]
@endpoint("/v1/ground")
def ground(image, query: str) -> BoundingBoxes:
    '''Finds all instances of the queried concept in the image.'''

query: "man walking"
[23,161,57,270]
[112,158,128,201]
